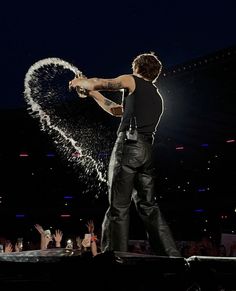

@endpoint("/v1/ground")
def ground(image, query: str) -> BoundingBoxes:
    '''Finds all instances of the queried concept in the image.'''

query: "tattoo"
[104,98,113,106]
[107,82,122,90]
[94,81,123,91]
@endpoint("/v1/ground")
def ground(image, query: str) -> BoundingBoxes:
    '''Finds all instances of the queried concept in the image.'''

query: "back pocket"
[122,142,146,167]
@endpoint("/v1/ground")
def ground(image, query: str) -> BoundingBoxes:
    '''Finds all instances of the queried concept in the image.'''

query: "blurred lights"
[176,146,184,150]
[12,134,235,162]
[19,152,29,157]
[46,153,55,157]
[194,209,204,213]
[198,188,206,192]
[165,49,234,77]
[16,214,25,218]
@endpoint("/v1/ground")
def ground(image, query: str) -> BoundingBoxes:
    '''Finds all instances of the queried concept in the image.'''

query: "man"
[69,52,180,256]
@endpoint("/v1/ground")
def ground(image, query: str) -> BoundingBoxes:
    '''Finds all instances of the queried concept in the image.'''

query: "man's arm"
[69,74,135,93]
[89,91,123,117]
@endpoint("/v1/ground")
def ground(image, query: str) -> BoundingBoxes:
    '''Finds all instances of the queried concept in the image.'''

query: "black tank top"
[117,75,164,137]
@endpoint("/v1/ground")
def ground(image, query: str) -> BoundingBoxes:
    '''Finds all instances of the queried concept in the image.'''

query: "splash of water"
[24,57,108,189]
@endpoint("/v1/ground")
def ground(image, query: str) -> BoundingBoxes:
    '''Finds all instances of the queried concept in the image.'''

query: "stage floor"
[0,249,236,290]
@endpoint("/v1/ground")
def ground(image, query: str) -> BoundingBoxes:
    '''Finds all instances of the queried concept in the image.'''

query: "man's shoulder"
[117,74,134,81]
[116,74,135,92]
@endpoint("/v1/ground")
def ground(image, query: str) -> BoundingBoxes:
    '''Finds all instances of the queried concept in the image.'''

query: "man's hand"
[75,87,88,98]
[110,105,123,117]
[69,76,83,88]
[69,76,88,98]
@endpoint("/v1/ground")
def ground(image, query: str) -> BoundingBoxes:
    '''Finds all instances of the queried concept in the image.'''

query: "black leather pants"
[101,132,180,256]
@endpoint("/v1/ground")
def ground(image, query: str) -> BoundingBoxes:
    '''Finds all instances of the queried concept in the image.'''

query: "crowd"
[1,219,236,259]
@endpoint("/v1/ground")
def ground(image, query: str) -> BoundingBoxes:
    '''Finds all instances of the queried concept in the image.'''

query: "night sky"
[0,1,235,246]
[0,0,236,108]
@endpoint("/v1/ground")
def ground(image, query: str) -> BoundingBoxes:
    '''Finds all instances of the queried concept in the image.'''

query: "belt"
[118,132,153,144]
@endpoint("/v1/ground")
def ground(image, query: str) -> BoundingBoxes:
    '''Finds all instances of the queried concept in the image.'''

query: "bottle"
[66,239,73,249]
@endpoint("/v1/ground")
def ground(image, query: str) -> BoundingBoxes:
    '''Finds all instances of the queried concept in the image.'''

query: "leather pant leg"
[131,142,180,256]
[132,175,180,256]
[132,148,180,257]
[101,135,180,256]
[101,138,137,252]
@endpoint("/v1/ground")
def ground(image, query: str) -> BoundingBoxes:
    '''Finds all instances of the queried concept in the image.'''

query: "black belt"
[118,132,153,144]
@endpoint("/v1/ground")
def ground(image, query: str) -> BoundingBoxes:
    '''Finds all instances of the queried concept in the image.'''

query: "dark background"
[0,0,235,244]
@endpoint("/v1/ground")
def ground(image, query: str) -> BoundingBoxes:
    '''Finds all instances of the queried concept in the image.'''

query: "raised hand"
[5,242,13,253]
[53,229,63,247]
[34,224,44,235]
[86,220,95,234]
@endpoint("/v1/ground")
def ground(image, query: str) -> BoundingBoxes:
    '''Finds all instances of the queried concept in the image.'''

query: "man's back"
[118,75,163,137]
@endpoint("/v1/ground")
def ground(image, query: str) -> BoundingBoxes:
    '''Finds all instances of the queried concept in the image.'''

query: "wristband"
[91,235,97,242]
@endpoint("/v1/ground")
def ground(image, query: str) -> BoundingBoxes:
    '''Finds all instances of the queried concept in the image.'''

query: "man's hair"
[132,52,162,82]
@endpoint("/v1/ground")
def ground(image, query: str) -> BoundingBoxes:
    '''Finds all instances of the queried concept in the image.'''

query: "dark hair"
[132,52,162,82]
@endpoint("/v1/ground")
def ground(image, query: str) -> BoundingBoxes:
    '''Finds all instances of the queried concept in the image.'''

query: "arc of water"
[24,57,107,184]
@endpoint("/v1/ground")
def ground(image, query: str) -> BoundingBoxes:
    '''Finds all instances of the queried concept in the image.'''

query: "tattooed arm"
[69,74,134,116]
[89,91,123,117]
[69,74,135,93]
